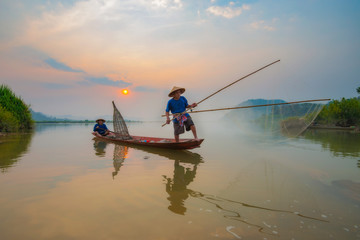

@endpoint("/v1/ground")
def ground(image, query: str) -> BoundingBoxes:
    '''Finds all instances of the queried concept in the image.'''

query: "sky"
[0,0,359,121]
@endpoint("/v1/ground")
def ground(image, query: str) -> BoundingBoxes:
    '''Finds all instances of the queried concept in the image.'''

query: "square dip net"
[225,100,326,139]
[112,101,132,140]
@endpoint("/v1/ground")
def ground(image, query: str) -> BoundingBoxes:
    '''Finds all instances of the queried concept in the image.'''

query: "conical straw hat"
[96,118,106,123]
[168,86,185,97]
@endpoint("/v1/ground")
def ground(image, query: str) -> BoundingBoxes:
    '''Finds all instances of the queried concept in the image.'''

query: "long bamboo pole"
[162,60,281,127]
[162,99,330,117]
[196,59,280,105]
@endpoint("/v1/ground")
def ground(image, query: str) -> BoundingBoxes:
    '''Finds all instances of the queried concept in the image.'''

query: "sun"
[122,89,129,95]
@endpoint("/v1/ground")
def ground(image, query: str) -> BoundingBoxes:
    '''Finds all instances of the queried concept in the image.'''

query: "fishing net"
[276,103,325,137]
[112,101,132,140]
[225,99,326,138]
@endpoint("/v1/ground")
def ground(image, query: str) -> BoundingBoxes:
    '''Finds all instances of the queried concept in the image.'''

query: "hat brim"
[168,88,185,97]
[96,119,106,122]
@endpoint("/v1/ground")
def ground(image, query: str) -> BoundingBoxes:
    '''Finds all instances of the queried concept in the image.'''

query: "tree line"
[0,85,33,132]
[315,87,360,127]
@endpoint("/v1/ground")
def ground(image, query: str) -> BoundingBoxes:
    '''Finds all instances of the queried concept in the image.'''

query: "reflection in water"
[0,133,33,173]
[92,138,204,213]
[163,160,198,215]
[93,139,129,179]
[112,144,128,178]
[301,129,360,158]
[161,153,329,237]
[100,140,204,214]
[93,140,108,157]
[162,169,329,236]
[162,158,327,235]
[92,137,331,236]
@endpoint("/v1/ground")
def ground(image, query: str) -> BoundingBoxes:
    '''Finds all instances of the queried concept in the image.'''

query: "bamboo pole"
[162,99,330,117]
[196,59,280,105]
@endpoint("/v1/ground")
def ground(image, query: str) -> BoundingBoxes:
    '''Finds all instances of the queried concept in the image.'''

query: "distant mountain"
[238,99,286,106]
[224,99,286,121]
[30,109,71,121]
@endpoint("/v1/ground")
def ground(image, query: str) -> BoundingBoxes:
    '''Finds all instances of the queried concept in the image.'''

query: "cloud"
[134,86,158,92]
[7,46,131,89]
[250,19,276,31]
[85,76,132,88]
[206,3,250,19]
[44,58,84,73]
[151,0,183,9]
[242,4,251,10]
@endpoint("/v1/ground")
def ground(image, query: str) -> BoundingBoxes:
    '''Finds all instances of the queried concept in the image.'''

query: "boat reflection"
[0,133,34,173]
[92,138,202,179]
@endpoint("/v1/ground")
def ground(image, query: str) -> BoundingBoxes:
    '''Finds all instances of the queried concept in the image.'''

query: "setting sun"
[122,89,129,95]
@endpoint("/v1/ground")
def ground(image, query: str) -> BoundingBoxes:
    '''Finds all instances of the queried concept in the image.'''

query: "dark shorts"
[173,115,195,135]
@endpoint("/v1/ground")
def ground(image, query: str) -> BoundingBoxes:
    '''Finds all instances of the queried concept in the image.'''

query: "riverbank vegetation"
[315,97,360,127]
[0,85,33,132]
[279,87,360,131]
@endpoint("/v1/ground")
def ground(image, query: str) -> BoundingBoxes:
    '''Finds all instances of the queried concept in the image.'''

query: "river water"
[0,122,359,240]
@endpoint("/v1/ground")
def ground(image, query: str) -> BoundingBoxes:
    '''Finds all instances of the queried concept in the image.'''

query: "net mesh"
[225,100,326,139]
[112,101,132,140]
[277,103,324,137]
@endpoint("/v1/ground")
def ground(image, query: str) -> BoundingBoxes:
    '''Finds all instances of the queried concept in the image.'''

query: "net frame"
[112,101,132,140]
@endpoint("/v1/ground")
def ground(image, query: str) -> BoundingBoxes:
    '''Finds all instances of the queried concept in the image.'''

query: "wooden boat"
[92,133,204,150]
[93,138,204,164]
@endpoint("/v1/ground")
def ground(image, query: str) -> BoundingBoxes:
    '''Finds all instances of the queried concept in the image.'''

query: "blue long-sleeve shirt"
[93,123,108,135]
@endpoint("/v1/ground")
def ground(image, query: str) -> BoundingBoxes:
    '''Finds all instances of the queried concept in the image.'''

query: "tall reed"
[0,85,33,132]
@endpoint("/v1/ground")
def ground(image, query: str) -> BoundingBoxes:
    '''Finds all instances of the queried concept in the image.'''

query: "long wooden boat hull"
[93,138,204,164]
[92,133,204,150]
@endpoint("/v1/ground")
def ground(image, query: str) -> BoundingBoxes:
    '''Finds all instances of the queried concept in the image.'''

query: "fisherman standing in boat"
[165,86,199,142]
[93,118,114,136]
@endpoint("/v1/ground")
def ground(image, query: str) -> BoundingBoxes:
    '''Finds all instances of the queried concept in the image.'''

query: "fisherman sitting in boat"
[165,86,199,142]
[93,118,114,136]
